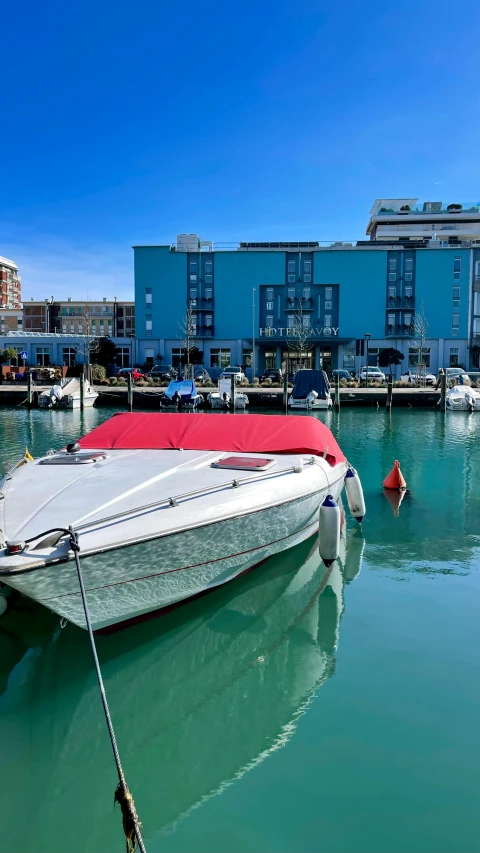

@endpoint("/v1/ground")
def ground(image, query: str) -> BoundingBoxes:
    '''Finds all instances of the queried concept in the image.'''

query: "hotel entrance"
[282,350,314,376]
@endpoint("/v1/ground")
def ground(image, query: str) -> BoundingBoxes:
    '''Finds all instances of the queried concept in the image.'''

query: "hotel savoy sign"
[259,326,339,337]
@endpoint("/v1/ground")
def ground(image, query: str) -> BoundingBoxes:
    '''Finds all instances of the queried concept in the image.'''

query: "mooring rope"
[22,525,146,852]
[67,527,146,853]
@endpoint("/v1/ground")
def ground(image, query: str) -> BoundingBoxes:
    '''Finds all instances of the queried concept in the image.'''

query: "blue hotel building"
[134,200,480,377]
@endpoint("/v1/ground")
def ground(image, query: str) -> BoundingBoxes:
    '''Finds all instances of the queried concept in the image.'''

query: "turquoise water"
[0,407,479,853]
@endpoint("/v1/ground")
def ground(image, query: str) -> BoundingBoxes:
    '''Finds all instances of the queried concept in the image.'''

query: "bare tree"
[409,303,429,386]
[178,301,198,379]
[72,307,100,380]
[286,307,313,372]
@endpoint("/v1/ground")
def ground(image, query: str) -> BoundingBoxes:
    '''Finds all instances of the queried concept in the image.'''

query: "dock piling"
[440,371,447,412]
[80,373,84,410]
[127,374,133,411]
[27,371,33,409]
[230,374,236,412]
[387,375,393,410]
[334,375,340,412]
[283,372,288,412]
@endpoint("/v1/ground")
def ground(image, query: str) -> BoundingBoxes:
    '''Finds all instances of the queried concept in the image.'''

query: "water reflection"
[0,527,363,852]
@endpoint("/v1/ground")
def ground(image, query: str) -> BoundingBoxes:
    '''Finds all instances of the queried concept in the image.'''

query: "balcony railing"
[284,298,314,311]
[386,324,414,337]
[189,299,214,309]
[387,297,414,309]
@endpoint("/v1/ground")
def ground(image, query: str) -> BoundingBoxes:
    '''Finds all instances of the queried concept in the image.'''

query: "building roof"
[0,256,18,270]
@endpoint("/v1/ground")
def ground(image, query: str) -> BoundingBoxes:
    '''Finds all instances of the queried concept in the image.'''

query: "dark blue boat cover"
[291,369,330,399]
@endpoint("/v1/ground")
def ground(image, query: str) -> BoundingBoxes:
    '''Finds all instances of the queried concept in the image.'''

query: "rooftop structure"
[367,199,480,244]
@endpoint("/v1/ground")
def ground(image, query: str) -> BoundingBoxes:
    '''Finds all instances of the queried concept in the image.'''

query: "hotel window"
[210,348,231,368]
[62,323,67,333]
[266,315,274,327]
[171,348,183,368]
[303,287,311,300]
[266,301,273,311]
[404,313,412,328]
[288,260,295,273]
[205,314,213,328]
[389,272,396,282]
[409,347,431,367]
[108,323,112,336]
[473,318,480,336]
[266,288,274,302]
[388,286,396,300]
[325,287,333,302]
[302,315,310,328]
[78,324,83,334]
[475,261,480,280]
[191,314,197,333]
[70,323,75,333]
[452,312,459,335]
[453,257,461,273]
[405,285,413,298]
[205,262,212,274]
[387,313,395,328]
[449,348,459,366]
[190,262,197,274]
[36,347,51,366]
[474,292,480,314]
[389,258,397,270]
[325,300,332,310]
[190,288,197,304]
[190,274,197,282]
[288,274,295,283]
[62,347,76,367]
[304,260,311,273]
[453,286,460,308]
[405,258,413,271]
[287,288,295,303]
[304,274,311,283]
[145,314,152,335]
[145,287,152,305]
[287,314,295,328]
[405,272,413,281]
[205,287,213,301]
[205,274,212,284]
[116,347,130,368]
[324,314,332,327]
[343,347,356,368]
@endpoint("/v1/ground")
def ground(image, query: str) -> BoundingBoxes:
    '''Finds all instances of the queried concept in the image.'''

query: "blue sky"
[2,0,480,300]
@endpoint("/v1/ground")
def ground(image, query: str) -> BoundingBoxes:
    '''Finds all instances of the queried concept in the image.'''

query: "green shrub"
[109,377,118,386]
[116,377,127,386]
[91,364,107,382]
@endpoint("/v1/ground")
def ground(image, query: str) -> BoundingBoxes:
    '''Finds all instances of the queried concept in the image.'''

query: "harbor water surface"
[0,407,479,853]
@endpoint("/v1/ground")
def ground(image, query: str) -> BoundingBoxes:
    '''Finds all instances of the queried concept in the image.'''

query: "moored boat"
[38,376,98,409]
[446,384,480,412]
[288,369,332,409]
[160,379,203,409]
[0,412,362,631]
[208,378,249,410]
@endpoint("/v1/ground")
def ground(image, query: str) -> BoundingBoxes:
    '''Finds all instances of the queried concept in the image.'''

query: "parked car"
[117,368,147,381]
[146,366,165,378]
[439,367,469,382]
[260,368,283,383]
[400,369,436,386]
[359,366,386,383]
[193,367,211,385]
[219,366,245,383]
[331,369,354,381]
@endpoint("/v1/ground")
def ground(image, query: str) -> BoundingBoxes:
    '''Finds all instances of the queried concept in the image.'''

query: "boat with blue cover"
[288,369,332,409]
[160,379,203,409]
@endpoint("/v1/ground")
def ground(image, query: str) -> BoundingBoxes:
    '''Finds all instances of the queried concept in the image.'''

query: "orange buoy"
[383,460,407,491]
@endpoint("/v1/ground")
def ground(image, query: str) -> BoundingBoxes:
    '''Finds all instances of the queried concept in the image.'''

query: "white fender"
[345,467,366,523]
[319,495,340,568]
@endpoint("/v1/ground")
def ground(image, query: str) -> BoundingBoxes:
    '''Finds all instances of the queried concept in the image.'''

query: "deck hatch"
[211,456,276,472]
[39,453,107,465]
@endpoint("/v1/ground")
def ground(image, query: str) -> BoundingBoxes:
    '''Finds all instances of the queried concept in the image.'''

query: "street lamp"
[252,287,256,383]
[364,333,372,387]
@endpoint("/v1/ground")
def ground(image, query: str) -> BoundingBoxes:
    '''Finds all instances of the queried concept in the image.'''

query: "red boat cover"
[78,413,346,466]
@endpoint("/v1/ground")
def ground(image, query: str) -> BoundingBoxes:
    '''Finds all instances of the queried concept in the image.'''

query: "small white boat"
[0,413,363,632]
[289,369,332,410]
[208,379,249,410]
[38,377,98,409]
[446,384,480,412]
[160,379,203,409]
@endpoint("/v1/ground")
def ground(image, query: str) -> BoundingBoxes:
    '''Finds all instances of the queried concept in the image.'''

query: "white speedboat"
[208,378,249,410]
[289,369,332,409]
[160,379,203,409]
[38,377,98,409]
[0,413,363,632]
[446,385,480,412]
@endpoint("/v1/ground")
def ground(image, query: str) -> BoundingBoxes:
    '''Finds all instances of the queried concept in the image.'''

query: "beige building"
[0,257,22,308]
[0,307,23,334]
[23,298,135,337]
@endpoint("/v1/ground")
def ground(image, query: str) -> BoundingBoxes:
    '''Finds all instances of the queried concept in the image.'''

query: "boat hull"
[289,398,332,410]
[4,479,345,631]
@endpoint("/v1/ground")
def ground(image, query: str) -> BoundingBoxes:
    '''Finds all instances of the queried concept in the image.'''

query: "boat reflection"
[0,526,364,850]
